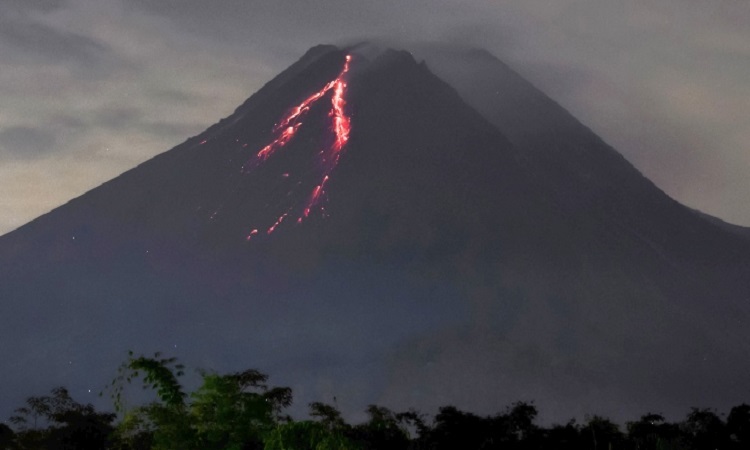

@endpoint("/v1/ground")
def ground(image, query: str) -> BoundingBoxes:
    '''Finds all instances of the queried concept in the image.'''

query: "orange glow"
[300,175,330,221]
[240,54,353,239]
[296,55,351,226]
[243,123,302,172]
[330,55,351,154]
[267,212,288,234]
[273,80,335,133]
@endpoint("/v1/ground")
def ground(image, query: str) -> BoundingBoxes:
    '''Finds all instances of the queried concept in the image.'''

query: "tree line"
[1,352,749,449]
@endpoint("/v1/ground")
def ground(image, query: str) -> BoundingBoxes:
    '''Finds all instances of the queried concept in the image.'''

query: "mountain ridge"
[1,44,749,422]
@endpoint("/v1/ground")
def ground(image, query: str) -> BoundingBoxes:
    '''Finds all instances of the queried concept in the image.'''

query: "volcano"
[1,44,749,422]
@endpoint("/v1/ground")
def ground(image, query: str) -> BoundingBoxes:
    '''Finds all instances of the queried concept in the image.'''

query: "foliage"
[8,386,115,450]
[105,352,293,450]
[350,405,410,450]
[580,415,626,450]
[107,351,187,413]
[682,407,726,450]
[727,403,750,449]
[308,402,347,431]
[6,352,750,450]
[627,413,685,450]
[264,421,358,450]
[427,405,488,450]
[0,423,15,449]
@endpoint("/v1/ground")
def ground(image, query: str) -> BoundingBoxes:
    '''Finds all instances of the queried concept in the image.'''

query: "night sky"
[1,0,749,235]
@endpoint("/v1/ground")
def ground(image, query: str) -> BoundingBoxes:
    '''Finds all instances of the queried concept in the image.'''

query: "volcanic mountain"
[1,44,749,421]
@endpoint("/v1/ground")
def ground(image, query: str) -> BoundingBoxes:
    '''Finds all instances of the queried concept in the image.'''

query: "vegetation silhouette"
[3,352,750,449]
[7,386,115,449]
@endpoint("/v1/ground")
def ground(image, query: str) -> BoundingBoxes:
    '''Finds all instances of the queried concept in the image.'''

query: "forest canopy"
[2,352,749,450]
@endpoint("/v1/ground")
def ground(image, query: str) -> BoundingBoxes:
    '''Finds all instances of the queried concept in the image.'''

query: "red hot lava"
[242,54,352,240]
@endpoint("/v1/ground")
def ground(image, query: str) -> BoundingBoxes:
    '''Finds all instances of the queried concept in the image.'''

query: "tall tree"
[727,404,750,449]
[0,422,16,449]
[627,413,684,450]
[682,408,726,450]
[107,352,293,450]
[580,415,627,450]
[9,387,115,450]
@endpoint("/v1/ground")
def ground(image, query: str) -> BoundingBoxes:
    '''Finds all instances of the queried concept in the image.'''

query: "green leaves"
[264,421,360,450]
[104,352,294,450]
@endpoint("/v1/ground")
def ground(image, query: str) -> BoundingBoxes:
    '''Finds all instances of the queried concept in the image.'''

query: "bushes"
[4,353,750,449]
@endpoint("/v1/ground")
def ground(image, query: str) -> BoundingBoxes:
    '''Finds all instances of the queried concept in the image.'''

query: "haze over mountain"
[1,44,749,422]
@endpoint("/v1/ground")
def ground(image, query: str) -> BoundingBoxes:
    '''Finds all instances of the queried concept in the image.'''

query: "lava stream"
[242,123,302,172]
[272,80,336,132]
[241,54,352,240]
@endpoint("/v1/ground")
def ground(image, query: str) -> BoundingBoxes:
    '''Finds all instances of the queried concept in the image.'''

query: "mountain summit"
[1,44,749,421]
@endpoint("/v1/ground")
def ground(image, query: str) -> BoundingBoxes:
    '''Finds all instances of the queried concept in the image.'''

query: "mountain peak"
[1,44,749,422]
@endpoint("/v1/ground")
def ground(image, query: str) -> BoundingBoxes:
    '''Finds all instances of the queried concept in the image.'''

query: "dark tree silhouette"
[542,420,581,450]
[682,407,726,450]
[627,413,684,450]
[264,421,358,450]
[9,387,115,450]
[727,404,750,449]
[0,423,15,449]
[427,406,488,450]
[6,351,750,450]
[580,415,627,450]
[350,405,410,450]
[309,402,347,431]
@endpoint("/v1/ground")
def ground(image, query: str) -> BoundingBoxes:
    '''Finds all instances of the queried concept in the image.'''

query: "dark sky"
[1,0,749,234]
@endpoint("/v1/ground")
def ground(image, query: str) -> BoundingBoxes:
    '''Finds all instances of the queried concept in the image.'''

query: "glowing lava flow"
[243,55,352,240]
[246,123,301,169]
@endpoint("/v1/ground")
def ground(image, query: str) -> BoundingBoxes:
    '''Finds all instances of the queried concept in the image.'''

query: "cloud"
[91,107,143,129]
[0,126,56,159]
[0,19,108,66]
[145,87,207,106]
[2,0,64,14]
[478,0,750,225]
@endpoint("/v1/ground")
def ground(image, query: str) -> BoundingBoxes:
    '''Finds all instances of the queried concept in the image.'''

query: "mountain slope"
[0,44,749,422]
